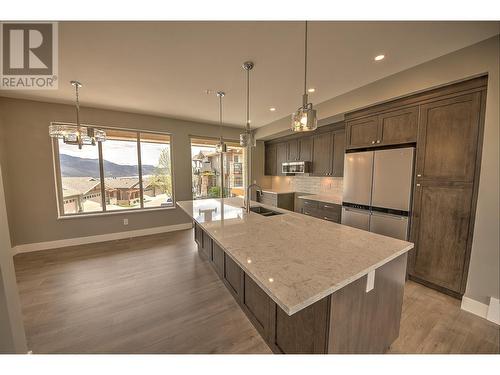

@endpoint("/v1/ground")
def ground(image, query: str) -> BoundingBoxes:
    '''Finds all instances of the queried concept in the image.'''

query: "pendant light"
[215,91,227,154]
[291,21,317,132]
[49,81,106,149]
[240,61,255,147]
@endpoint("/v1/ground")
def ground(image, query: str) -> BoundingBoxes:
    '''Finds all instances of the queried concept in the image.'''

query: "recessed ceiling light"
[269,107,276,112]
[374,54,385,61]
[307,88,315,93]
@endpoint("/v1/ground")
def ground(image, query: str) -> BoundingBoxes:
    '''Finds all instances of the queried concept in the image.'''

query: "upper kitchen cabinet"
[265,143,277,176]
[345,106,418,149]
[416,93,481,182]
[276,142,288,175]
[287,139,299,161]
[345,115,379,149]
[378,106,418,146]
[312,129,345,177]
[311,132,333,176]
[298,136,313,161]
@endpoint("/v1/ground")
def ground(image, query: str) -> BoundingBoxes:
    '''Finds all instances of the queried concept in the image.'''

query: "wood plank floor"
[14,229,499,354]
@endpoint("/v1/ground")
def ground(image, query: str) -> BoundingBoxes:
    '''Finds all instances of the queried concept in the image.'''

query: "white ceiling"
[2,21,499,128]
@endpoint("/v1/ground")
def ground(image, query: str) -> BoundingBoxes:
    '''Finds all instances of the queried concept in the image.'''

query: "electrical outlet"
[123,218,128,226]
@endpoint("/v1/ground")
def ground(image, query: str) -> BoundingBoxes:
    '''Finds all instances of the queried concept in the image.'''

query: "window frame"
[51,122,175,219]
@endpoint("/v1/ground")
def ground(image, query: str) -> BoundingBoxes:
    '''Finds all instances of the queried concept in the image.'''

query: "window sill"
[57,205,177,220]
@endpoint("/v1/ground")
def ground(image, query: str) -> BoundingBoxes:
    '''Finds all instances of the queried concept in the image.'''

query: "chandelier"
[49,81,106,149]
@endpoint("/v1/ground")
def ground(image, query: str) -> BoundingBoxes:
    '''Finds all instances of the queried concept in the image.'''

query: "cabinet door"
[287,139,299,161]
[212,242,224,278]
[273,297,330,354]
[312,132,333,176]
[201,230,212,260]
[416,93,481,182]
[298,136,313,161]
[378,106,418,145]
[194,222,203,247]
[346,116,379,149]
[332,130,345,177]
[276,142,288,176]
[224,253,243,300]
[242,274,272,338]
[410,182,473,293]
[265,143,277,176]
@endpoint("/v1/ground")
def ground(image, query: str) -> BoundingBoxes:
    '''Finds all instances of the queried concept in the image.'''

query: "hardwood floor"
[14,229,499,354]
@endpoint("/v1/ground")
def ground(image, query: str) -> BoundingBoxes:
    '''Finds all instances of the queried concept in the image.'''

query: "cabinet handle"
[323,217,335,221]
[376,140,381,144]
[371,140,375,144]
[416,183,421,187]
[417,174,422,177]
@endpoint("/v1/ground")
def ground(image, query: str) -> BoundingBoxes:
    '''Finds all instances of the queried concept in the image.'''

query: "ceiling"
[2,21,499,128]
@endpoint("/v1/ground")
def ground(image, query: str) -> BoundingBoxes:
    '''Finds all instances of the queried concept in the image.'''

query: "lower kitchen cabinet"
[224,253,243,299]
[194,225,407,354]
[242,274,272,339]
[212,241,225,278]
[194,222,203,247]
[272,297,330,354]
[201,230,212,260]
[301,199,342,223]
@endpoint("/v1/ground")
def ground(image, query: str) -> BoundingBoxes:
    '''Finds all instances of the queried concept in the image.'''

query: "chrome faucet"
[245,183,263,213]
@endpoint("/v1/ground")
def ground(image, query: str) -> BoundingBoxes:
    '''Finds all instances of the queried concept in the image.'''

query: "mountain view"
[60,154,156,177]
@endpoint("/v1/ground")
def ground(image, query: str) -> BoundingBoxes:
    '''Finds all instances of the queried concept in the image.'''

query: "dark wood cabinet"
[224,253,243,299]
[312,132,333,176]
[194,222,203,247]
[346,115,379,149]
[410,183,473,293]
[345,106,418,149]
[264,143,277,176]
[201,230,212,260]
[287,139,299,161]
[276,142,288,176]
[378,106,418,146]
[212,241,224,278]
[332,130,345,177]
[298,136,313,161]
[273,296,330,354]
[242,274,272,339]
[301,199,342,223]
[409,91,484,295]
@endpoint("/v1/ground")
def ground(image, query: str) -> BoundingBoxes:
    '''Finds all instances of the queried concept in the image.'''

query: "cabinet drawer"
[302,199,318,209]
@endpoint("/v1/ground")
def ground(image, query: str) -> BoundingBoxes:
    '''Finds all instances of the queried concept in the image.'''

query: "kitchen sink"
[248,206,283,217]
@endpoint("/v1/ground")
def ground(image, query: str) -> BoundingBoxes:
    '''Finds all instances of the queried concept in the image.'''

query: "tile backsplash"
[271,176,343,197]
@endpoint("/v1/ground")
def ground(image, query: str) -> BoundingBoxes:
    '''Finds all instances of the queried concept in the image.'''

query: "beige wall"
[0,97,243,246]
[256,35,500,306]
[0,160,27,353]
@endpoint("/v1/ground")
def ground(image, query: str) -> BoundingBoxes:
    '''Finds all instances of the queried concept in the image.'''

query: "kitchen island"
[177,197,414,354]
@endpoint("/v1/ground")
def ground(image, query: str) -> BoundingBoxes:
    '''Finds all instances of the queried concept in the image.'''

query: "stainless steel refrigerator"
[341,147,415,241]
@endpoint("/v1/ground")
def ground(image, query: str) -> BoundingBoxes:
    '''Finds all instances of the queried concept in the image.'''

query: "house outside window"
[52,126,173,217]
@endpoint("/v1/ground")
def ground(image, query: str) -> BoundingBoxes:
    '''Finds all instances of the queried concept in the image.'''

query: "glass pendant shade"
[215,141,227,154]
[291,104,317,132]
[239,131,256,148]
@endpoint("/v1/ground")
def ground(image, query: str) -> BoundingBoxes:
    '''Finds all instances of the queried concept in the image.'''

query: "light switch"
[366,270,375,292]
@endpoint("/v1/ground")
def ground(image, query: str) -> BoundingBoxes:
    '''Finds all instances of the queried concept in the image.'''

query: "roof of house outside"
[104,177,140,189]
[61,177,101,197]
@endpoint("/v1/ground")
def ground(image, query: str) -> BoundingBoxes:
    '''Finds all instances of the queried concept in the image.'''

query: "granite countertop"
[177,197,413,316]
[297,194,343,205]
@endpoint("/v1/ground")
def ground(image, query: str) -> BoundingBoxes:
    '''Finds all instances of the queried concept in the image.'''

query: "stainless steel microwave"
[282,161,311,174]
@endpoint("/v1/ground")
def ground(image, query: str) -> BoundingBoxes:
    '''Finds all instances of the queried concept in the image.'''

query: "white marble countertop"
[260,189,295,194]
[297,194,343,205]
[177,197,413,316]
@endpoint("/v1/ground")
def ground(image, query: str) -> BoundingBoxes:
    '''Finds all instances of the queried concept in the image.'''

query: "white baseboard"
[12,222,193,255]
[461,296,500,325]
[487,297,500,325]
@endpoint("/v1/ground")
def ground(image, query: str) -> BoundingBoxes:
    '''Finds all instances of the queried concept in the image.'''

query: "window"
[53,126,173,216]
[190,137,245,200]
